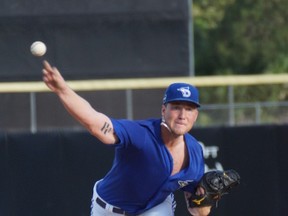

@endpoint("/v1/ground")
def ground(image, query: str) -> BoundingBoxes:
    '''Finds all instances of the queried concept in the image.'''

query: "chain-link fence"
[0,74,287,132]
[197,101,288,127]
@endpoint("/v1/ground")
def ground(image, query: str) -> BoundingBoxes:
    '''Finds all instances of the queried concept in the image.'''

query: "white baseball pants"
[90,181,175,216]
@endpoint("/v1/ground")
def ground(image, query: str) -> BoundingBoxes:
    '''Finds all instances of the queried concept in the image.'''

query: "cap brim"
[164,98,200,107]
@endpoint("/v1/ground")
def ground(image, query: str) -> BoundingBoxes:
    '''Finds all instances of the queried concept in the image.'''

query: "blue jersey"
[97,118,204,214]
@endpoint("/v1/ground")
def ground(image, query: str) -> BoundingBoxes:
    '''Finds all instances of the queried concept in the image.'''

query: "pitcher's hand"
[42,60,68,93]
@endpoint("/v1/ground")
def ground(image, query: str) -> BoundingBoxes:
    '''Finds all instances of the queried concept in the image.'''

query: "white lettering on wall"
[199,141,224,172]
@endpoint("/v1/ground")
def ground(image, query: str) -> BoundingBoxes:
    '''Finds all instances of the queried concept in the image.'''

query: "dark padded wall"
[0,0,190,81]
[0,131,114,216]
[1,125,288,216]
[184,125,288,216]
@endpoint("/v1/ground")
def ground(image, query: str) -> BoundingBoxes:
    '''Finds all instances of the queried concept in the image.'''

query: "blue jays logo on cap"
[163,83,200,107]
[177,87,191,98]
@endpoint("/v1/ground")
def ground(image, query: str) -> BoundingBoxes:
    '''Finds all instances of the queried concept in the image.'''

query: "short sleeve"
[110,119,148,149]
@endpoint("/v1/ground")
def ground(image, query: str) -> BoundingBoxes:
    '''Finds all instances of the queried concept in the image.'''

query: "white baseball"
[30,41,47,57]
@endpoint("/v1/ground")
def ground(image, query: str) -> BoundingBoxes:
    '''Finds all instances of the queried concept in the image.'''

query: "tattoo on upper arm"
[101,122,112,135]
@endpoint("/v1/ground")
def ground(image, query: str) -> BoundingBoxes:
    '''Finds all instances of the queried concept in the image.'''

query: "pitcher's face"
[162,102,198,135]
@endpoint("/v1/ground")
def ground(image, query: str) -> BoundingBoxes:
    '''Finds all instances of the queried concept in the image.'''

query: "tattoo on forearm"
[101,122,112,135]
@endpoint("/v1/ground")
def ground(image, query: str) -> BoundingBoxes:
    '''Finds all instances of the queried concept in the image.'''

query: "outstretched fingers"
[42,60,65,92]
[42,60,60,78]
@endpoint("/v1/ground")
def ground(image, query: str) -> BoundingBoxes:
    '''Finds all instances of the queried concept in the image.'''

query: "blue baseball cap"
[163,83,200,107]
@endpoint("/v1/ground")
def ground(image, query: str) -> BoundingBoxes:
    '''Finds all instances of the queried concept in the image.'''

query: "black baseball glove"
[188,169,240,208]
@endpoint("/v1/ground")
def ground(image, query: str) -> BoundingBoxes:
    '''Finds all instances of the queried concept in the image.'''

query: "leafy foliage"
[192,0,288,75]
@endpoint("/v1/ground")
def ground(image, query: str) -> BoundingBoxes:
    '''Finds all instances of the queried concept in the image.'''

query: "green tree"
[193,0,288,75]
